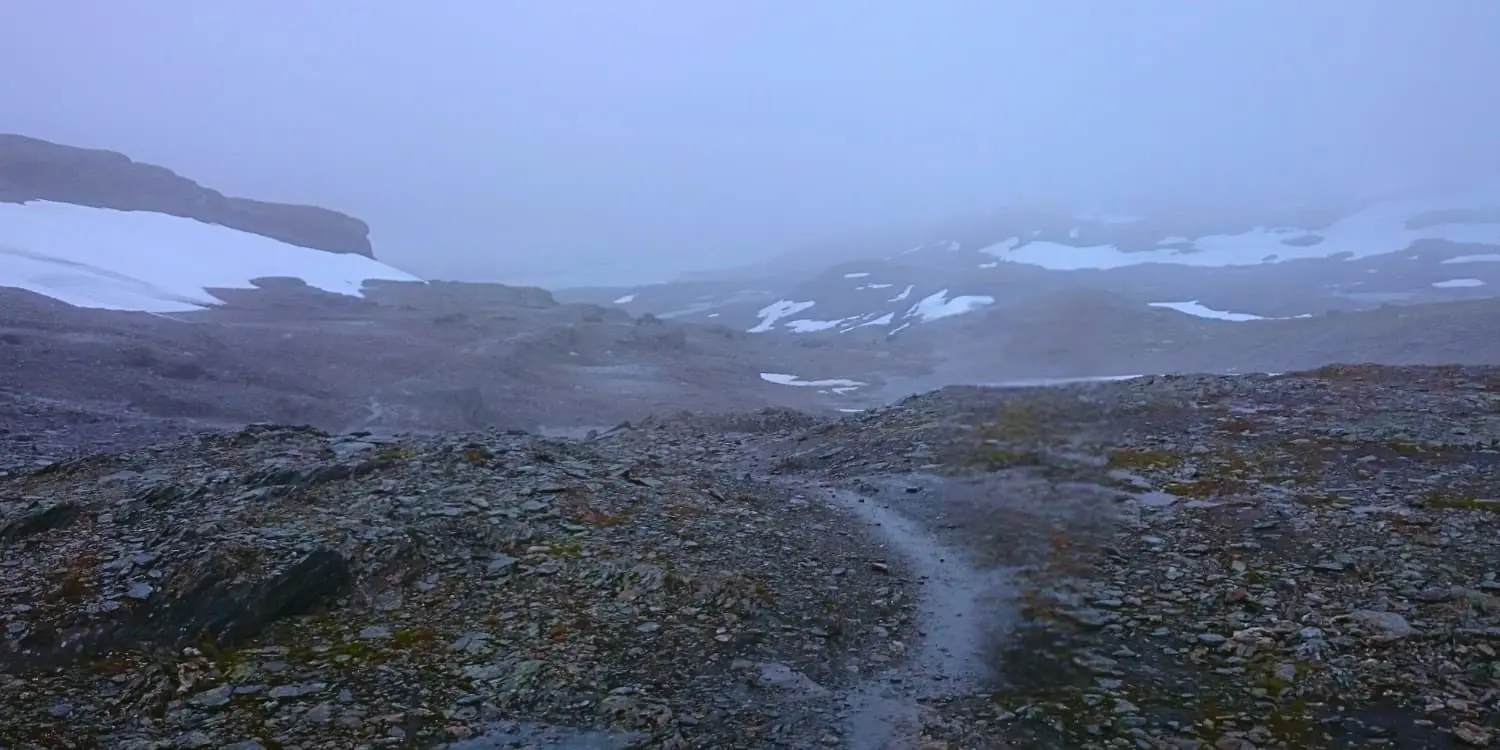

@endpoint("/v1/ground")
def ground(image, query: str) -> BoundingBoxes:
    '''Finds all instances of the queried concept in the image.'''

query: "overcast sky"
[3,1,1498,287]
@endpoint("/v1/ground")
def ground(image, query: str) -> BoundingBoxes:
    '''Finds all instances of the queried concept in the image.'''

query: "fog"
[2,1,1498,287]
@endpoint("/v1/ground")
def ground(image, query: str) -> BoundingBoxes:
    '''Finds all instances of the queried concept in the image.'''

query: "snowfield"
[0,200,421,313]
[982,191,1500,270]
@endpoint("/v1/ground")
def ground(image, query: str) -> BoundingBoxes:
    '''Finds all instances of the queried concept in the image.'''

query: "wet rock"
[1349,609,1416,639]
[0,501,82,542]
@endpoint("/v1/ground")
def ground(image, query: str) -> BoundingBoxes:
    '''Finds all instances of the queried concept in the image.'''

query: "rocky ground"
[0,284,908,448]
[772,364,1500,748]
[4,364,1500,749]
[0,414,925,750]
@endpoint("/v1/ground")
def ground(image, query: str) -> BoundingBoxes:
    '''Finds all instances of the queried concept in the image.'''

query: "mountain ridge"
[0,133,375,258]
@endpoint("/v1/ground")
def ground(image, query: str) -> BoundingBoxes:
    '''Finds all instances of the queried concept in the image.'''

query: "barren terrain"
[4,365,1499,748]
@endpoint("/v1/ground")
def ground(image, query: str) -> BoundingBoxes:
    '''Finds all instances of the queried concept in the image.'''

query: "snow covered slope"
[0,200,421,313]
[979,189,1500,270]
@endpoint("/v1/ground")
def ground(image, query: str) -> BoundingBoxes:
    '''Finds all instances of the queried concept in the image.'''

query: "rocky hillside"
[0,134,373,257]
[8,273,1500,472]
[0,280,928,470]
[3,365,1498,748]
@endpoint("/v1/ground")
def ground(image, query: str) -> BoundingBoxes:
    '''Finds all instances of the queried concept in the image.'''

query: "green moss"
[1105,447,1183,471]
[548,539,585,559]
[335,640,378,660]
[391,626,437,648]
[1215,417,1259,434]
[1165,477,1248,499]
[970,446,1044,471]
[1384,438,1426,455]
[976,402,1062,444]
[1423,492,1500,513]
[1292,492,1342,506]
[374,446,418,463]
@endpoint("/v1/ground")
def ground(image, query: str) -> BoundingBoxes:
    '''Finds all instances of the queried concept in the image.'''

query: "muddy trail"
[738,425,1141,750]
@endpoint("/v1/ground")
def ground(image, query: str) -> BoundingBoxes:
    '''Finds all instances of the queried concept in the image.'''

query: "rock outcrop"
[0,133,373,257]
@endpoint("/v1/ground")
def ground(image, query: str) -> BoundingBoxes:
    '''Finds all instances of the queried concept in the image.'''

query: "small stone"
[268,683,324,700]
[173,730,215,749]
[303,701,334,724]
[1349,610,1416,639]
[486,555,518,575]
[188,685,235,708]
[1454,722,1493,746]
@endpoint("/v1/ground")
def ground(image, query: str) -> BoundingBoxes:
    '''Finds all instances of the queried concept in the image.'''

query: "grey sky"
[3,1,1498,287]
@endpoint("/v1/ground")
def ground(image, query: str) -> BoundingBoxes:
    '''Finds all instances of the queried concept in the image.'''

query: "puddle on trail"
[823,488,1019,750]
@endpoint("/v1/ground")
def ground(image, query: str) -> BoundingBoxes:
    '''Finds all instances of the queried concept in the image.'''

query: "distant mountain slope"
[561,189,1500,337]
[883,290,1500,387]
[0,133,374,256]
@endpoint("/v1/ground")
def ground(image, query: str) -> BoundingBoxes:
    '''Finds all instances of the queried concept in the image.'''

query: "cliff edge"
[0,133,373,257]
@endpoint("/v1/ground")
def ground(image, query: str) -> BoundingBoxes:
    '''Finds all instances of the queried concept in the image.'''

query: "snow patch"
[748,299,816,333]
[977,237,1021,256]
[889,284,914,302]
[1148,301,1266,322]
[759,372,866,394]
[906,289,995,322]
[784,318,847,333]
[1432,278,1486,288]
[856,283,893,290]
[0,200,421,313]
[1442,254,1500,264]
[1148,300,1316,322]
[612,293,637,304]
[843,272,870,279]
[839,312,894,333]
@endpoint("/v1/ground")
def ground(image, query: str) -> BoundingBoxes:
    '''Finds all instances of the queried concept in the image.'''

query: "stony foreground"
[0,418,921,749]
[4,364,1500,749]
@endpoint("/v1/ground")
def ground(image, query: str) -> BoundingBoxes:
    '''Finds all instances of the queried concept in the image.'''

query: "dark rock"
[0,501,82,543]
[4,547,353,668]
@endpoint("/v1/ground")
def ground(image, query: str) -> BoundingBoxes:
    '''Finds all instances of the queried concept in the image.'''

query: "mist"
[2,0,1497,287]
